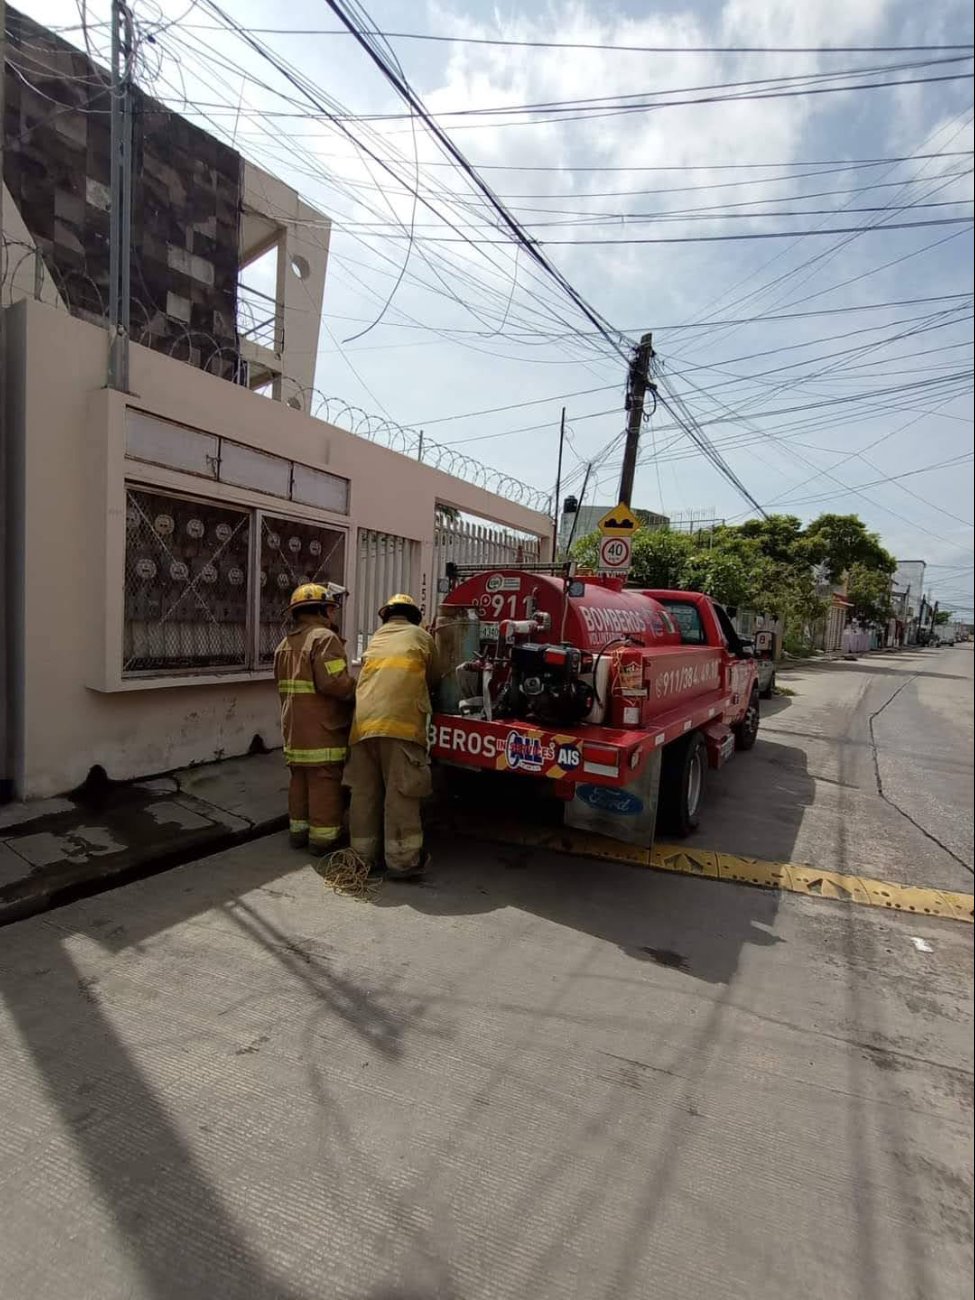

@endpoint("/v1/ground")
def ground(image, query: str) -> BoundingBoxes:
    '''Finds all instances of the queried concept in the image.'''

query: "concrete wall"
[3,5,243,374]
[5,299,549,797]
[239,162,330,404]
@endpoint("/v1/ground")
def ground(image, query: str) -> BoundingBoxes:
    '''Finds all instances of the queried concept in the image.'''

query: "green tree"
[801,514,896,581]
[846,563,893,624]
[933,609,952,626]
[678,549,753,608]
[724,514,805,566]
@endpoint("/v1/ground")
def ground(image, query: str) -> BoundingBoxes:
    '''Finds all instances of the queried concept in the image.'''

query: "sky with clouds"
[16,0,975,612]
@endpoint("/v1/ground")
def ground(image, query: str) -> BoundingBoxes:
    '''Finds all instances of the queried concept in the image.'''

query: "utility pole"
[618,332,654,508]
[552,405,566,558]
[108,0,134,391]
[564,461,592,557]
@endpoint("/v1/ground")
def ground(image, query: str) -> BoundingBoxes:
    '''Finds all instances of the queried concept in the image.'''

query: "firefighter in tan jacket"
[345,593,440,880]
[274,583,356,852]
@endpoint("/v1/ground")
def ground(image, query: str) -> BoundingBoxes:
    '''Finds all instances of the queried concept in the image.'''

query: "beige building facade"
[3,299,548,798]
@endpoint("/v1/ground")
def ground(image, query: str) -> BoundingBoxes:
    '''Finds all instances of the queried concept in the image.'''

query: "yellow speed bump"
[449,815,974,924]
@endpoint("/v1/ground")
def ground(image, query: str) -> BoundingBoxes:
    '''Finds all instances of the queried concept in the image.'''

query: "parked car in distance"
[739,637,776,697]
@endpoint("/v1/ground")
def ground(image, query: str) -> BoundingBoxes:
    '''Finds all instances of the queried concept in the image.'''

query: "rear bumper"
[431,685,745,787]
[430,716,648,787]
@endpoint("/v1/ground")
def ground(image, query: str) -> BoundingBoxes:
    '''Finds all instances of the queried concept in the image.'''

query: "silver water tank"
[434,604,481,714]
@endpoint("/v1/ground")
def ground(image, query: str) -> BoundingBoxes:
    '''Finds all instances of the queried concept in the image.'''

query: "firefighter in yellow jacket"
[274,583,356,852]
[345,593,440,880]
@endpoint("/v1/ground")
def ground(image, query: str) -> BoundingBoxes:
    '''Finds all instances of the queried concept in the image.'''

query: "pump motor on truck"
[430,563,765,846]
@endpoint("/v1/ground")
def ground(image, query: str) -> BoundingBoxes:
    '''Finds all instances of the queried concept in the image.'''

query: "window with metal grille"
[124,488,348,678]
[258,515,346,664]
[124,489,251,674]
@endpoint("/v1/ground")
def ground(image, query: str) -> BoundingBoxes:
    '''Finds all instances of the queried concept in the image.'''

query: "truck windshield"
[659,601,706,645]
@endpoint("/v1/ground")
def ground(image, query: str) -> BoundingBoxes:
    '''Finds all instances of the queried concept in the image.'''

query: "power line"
[316,162,974,203]
[309,0,628,360]
[179,7,617,366]
[175,24,975,56]
[337,198,973,231]
[369,216,974,244]
[206,148,975,173]
[141,3,968,543]
[655,379,769,518]
[773,453,974,508]
[372,72,975,132]
[325,55,975,121]
[657,114,974,353]
[321,292,975,340]
[410,301,972,432]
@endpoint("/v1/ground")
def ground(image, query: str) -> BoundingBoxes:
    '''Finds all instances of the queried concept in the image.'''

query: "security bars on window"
[123,488,346,677]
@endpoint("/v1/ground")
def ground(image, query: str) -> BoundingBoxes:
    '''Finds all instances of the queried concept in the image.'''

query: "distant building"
[558,504,669,552]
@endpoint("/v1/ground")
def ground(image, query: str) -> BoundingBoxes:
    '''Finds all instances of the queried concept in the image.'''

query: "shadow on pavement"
[0,924,314,1300]
[380,841,786,988]
[380,733,816,987]
[759,692,793,719]
[0,849,435,1297]
[690,735,817,864]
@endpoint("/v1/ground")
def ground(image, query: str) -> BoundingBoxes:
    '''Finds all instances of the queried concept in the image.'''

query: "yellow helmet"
[379,592,421,623]
[289,582,343,612]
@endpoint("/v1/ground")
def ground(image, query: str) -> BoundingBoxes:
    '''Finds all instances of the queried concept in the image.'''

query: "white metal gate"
[354,528,419,657]
[433,516,540,583]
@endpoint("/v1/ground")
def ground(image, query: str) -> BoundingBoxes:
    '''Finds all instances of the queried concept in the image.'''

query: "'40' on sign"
[598,535,632,571]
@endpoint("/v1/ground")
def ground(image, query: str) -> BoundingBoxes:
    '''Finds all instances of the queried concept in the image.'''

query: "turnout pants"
[344,738,432,871]
[288,763,345,851]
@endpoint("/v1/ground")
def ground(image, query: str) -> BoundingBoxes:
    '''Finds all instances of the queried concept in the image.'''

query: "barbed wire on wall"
[1,236,67,307]
[286,386,551,513]
[0,236,550,514]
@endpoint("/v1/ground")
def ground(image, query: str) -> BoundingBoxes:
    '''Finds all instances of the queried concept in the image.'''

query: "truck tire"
[658,732,706,838]
[734,686,760,751]
[760,671,775,699]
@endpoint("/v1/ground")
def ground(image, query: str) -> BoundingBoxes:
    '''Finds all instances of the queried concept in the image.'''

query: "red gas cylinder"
[607,645,649,729]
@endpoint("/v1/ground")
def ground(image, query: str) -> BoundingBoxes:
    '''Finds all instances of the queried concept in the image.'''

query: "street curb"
[0,813,287,928]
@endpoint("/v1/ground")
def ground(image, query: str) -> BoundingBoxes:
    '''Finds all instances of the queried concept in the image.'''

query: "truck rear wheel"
[658,732,706,838]
[734,687,760,751]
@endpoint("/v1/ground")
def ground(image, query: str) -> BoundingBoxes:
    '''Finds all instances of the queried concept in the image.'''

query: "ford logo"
[576,784,643,816]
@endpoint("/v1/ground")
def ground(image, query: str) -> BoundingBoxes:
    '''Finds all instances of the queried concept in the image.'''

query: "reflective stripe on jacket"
[350,618,439,748]
[273,618,355,765]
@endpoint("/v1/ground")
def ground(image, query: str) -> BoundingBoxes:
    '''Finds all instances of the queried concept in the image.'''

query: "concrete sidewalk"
[0,753,289,925]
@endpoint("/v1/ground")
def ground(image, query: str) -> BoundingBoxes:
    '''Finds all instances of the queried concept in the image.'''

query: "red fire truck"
[430,566,760,845]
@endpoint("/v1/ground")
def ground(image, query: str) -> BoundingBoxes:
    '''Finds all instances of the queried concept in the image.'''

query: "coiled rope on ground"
[312,847,379,900]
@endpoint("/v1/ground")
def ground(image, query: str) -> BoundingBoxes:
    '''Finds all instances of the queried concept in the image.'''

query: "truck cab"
[637,589,761,718]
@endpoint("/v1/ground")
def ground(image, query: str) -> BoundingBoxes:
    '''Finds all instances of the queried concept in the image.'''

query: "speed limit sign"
[598,534,632,573]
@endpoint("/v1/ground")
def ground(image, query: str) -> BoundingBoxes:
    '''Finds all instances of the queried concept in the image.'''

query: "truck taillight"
[542,647,568,666]
[583,742,619,775]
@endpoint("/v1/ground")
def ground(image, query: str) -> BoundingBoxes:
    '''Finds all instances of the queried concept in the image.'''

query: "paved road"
[694,644,974,893]
[0,647,971,1300]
